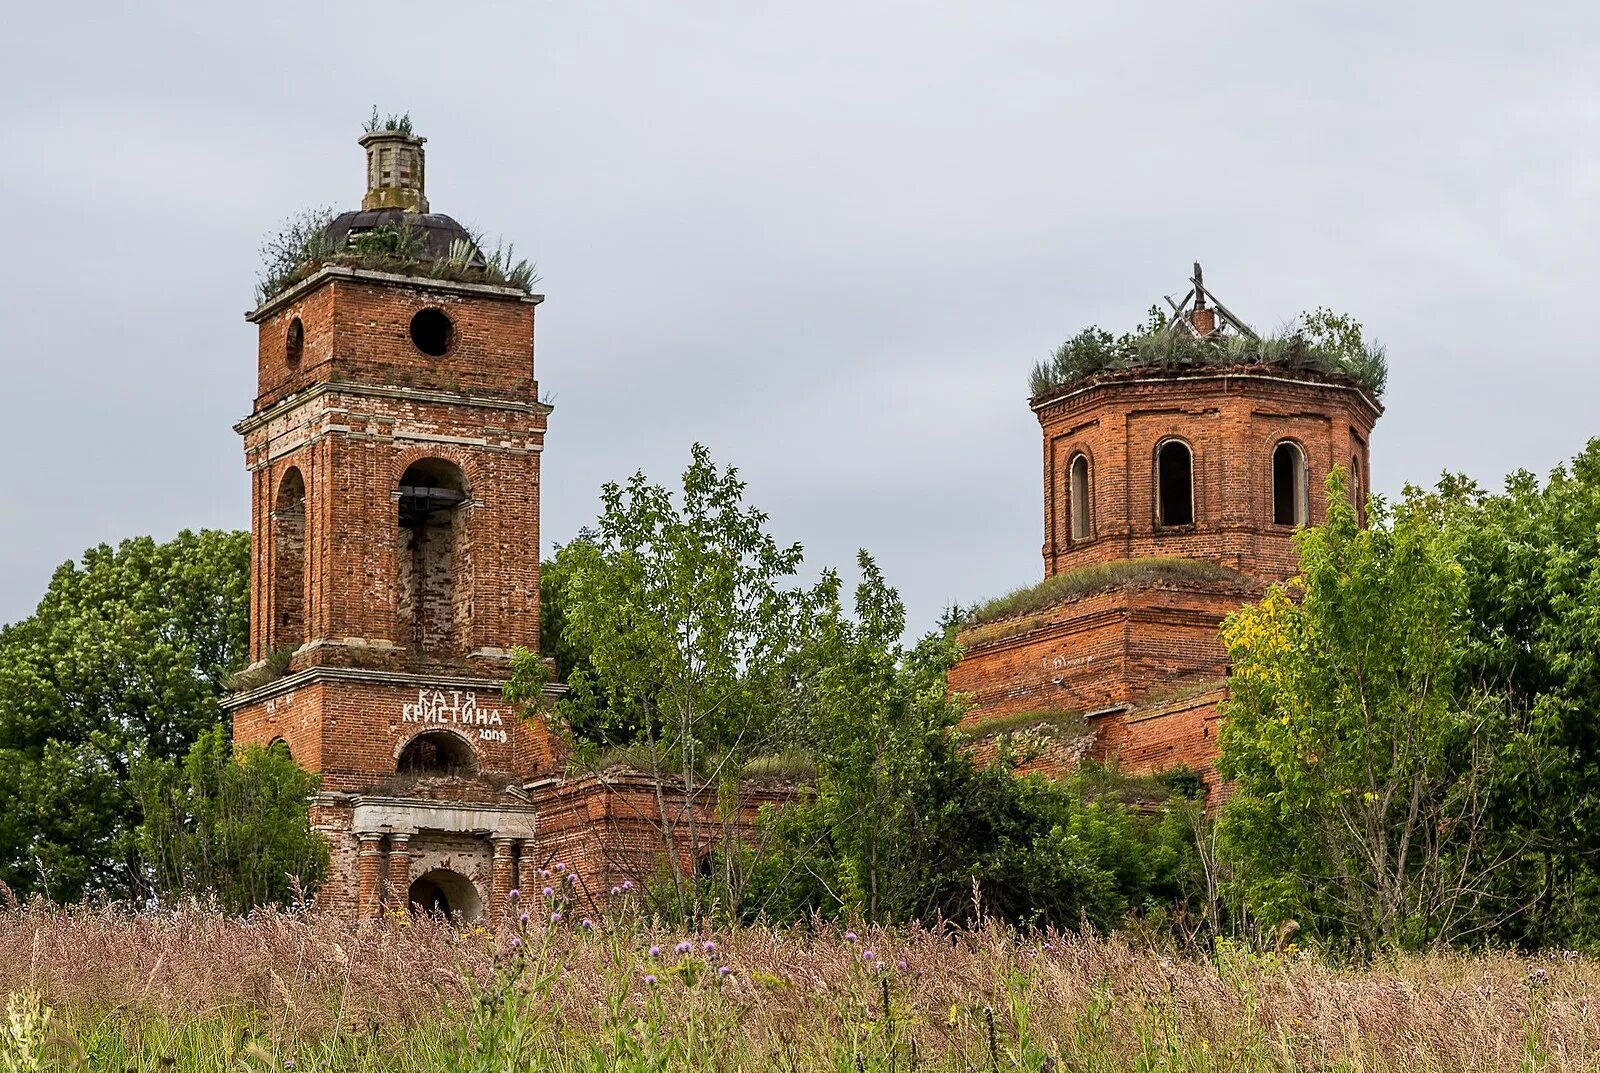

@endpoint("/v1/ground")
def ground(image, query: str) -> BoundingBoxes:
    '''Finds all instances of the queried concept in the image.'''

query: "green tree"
[1438,439,1600,947]
[0,530,249,901]
[134,726,327,912]
[1218,474,1527,949]
[509,445,816,923]
[743,555,1193,928]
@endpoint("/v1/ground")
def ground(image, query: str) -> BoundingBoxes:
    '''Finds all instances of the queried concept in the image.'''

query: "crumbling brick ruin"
[952,276,1383,795]
[228,128,777,922]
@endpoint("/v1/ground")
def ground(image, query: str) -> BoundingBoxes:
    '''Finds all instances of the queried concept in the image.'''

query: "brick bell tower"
[950,267,1382,789]
[226,126,560,921]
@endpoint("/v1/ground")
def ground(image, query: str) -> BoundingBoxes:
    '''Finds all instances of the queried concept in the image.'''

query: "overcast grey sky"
[2,2,1598,634]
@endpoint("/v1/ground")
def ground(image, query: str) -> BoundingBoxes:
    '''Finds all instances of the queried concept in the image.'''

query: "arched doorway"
[407,868,483,921]
[397,729,476,775]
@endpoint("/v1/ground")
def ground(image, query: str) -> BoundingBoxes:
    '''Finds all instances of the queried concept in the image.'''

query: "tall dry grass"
[1,903,1596,1070]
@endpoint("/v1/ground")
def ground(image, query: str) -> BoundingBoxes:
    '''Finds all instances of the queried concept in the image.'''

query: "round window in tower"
[285,317,304,368]
[409,308,455,357]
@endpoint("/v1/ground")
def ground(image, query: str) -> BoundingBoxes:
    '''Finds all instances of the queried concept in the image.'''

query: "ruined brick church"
[950,277,1382,793]
[226,128,783,922]
[226,127,1380,919]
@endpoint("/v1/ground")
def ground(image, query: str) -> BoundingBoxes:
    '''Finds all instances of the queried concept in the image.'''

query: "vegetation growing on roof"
[254,210,540,305]
[963,557,1248,628]
[363,107,414,135]
[1030,305,1388,400]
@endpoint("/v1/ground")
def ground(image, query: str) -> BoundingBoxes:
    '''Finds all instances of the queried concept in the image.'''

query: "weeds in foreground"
[0,903,1593,1070]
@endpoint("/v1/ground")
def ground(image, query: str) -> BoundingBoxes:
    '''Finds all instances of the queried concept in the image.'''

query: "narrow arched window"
[1351,454,1365,524]
[1069,454,1091,541]
[397,459,472,653]
[271,468,307,650]
[1156,440,1193,527]
[1272,441,1309,526]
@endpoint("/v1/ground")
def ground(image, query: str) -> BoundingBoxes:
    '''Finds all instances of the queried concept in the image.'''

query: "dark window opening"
[285,317,304,368]
[396,459,472,654]
[1069,454,1091,541]
[271,468,307,651]
[398,730,475,775]
[1157,440,1193,527]
[1273,442,1308,526]
[409,308,454,357]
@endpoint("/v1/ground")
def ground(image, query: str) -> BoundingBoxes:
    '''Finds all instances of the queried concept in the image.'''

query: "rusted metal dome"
[322,210,487,268]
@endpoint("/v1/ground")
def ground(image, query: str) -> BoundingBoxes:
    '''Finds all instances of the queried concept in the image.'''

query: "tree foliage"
[511,444,819,923]
[741,551,1195,928]
[0,530,249,901]
[135,726,328,912]
[1218,473,1535,949]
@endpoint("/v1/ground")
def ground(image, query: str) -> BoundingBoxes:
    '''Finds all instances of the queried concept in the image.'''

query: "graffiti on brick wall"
[403,690,509,744]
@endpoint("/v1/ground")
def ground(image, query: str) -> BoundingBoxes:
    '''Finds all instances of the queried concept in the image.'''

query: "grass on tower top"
[962,557,1250,628]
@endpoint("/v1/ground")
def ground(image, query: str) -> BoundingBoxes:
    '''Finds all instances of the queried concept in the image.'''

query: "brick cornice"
[1031,367,1383,426]
[234,379,553,436]
[224,664,565,711]
[247,264,542,323]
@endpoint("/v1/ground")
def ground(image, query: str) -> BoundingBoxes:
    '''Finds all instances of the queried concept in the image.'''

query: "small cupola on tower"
[359,125,428,213]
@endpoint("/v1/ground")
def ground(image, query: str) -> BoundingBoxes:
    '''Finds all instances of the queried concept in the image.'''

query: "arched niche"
[396,458,472,654]
[271,467,307,651]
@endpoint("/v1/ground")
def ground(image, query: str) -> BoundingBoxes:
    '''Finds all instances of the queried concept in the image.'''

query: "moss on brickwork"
[964,557,1248,628]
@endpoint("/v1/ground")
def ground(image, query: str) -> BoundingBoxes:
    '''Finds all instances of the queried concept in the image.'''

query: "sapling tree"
[508,445,817,923]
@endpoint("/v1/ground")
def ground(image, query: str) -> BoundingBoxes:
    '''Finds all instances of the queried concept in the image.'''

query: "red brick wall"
[254,273,538,411]
[1037,368,1380,584]
[241,270,548,672]
[951,582,1251,722]
[956,365,1382,790]
[232,675,564,790]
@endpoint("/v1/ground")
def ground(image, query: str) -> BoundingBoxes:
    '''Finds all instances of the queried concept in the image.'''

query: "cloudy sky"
[2,2,1598,634]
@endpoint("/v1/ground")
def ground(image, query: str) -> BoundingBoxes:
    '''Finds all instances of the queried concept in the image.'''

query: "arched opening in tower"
[1272,441,1309,526]
[1069,453,1091,541]
[406,868,482,920]
[397,729,476,775]
[396,459,472,655]
[271,467,307,651]
[1157,440,1193,527]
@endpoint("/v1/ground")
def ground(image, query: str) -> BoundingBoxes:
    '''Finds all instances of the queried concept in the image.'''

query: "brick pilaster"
[356,833,385,920]
[385,832,412,913]
[490,837,516,925]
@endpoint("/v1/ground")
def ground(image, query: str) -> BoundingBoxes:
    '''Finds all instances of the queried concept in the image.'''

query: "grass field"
[1,903,1594,1071]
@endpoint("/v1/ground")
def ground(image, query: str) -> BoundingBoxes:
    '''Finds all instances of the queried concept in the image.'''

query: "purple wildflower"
[863,950,876,962]
[554,862,567,873]
[703,940,717,954]
[543,886,554,898]
[565,873,577,885]
[644,973,657,985]
[896,959,908,971]
[718,965,731,977]
[550,911,562,924]
[610,885,621,896]
[675,941,692,955]
[519,912,530,925]
[649,945,662,958]
[507,888,521,902]
[622,880,634,891]
[844,931,858,942]
[510,936,522,949]
[581,918,594,930]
